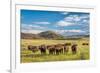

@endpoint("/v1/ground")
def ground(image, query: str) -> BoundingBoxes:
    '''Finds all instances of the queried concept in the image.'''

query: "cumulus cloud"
[80,15,89,19]
[21,24,47,34]
[29,25,45,29]
[61,12,69,15]
[65,14,89,22]
[56,13,89,27]
[64,15,81,22]
[56,15,81,27]
[55,29,85,33]
[32,21,50,25]
[56,20,74,26]
[21,24,46,30]
[22,29,43,34]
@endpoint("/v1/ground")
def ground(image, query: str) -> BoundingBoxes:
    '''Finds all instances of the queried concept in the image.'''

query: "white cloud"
[61,12,69,15]
[64,14,89,22]
[56,14,89,27]
[64,15,81,22]
[55,29,85,33]
[22,29,43,34]
[80,15,89,19]
[65,30,85,33]
[82,19,88,23]
[56,20,74,26]
[22,24,46,30]
[21,29,85,34]
[21,24,46,34]
[32,21,50,25]
[29,25,45,29]
[56,15,81,27]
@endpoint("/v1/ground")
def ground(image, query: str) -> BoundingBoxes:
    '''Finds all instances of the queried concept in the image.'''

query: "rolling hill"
[21,33,42,39]
[21,31,64,39]
[38,31,64,39]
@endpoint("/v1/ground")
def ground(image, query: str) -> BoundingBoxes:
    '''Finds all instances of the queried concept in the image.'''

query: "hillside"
[38,31,64,39]
[21,31,64,39]
[21,31,89,40]
[21,33,42,39]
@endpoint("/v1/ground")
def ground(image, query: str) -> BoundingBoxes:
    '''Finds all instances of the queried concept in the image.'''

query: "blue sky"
[21,9,90,36]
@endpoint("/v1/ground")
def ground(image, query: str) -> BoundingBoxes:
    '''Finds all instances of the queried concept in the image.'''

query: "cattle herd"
[27,43,88,55]
[28,43,78,55]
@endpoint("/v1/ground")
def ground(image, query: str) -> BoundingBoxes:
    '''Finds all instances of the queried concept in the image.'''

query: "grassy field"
[21,38,90,63]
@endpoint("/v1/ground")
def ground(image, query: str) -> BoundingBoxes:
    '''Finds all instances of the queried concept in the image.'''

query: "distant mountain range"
[21,31,89,39]
[21,33,42,39]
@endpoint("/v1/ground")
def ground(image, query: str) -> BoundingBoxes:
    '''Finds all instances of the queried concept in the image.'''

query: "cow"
[55,44,64,55]
[63,43,69,54]
[82,43,89,45]
[47,45,55,55]
[64,43,71,46]
[47,44,64,55]
[28,45,38,53]
[71,44,77,54]
[39,44,46,55]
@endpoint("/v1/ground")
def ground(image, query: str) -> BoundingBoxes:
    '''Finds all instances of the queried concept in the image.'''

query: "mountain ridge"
[21,31,89,39]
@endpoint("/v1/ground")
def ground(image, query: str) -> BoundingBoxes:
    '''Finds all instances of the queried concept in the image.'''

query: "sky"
[21,9,90,36]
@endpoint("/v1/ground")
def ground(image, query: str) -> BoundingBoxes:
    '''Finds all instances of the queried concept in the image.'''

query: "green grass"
[21,38,90,63]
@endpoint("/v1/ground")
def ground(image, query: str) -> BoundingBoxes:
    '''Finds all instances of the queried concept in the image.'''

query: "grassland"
[21,38,89,63]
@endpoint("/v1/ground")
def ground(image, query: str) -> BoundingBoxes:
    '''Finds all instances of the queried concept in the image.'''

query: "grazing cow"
[62,43,71,54]
[28,45,38,53]
[63,44,69,54]
[55,44,64,55]
[47,45,55,55]
[39,44,46,55]
[82,43,89,45]
[71,44,77,54]
[64,43,71,46]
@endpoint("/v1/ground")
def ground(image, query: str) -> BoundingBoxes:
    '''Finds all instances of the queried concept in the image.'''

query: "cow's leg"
[56,49,59,55]
[49,49,52,55]
[72,48,76,54]
[61,48,63,54]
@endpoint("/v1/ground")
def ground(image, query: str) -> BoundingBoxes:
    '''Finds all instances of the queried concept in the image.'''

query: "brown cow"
[71,44,77,54]
[55,44,64,55]
[39,44,46,55]
[47,45,55,55]
[64,43,71,46]
[82,43,89,45]
[63,44,69,54]
[28,45,38,53]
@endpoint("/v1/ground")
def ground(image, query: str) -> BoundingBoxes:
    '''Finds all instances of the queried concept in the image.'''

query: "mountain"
[38,31,64,39]
[66,34,89,38]
[21,33,42,39]
[21,31,65,39]
[21,31,89,39]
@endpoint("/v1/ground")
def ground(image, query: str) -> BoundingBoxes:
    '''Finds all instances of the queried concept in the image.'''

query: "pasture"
[21,38,89,63]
